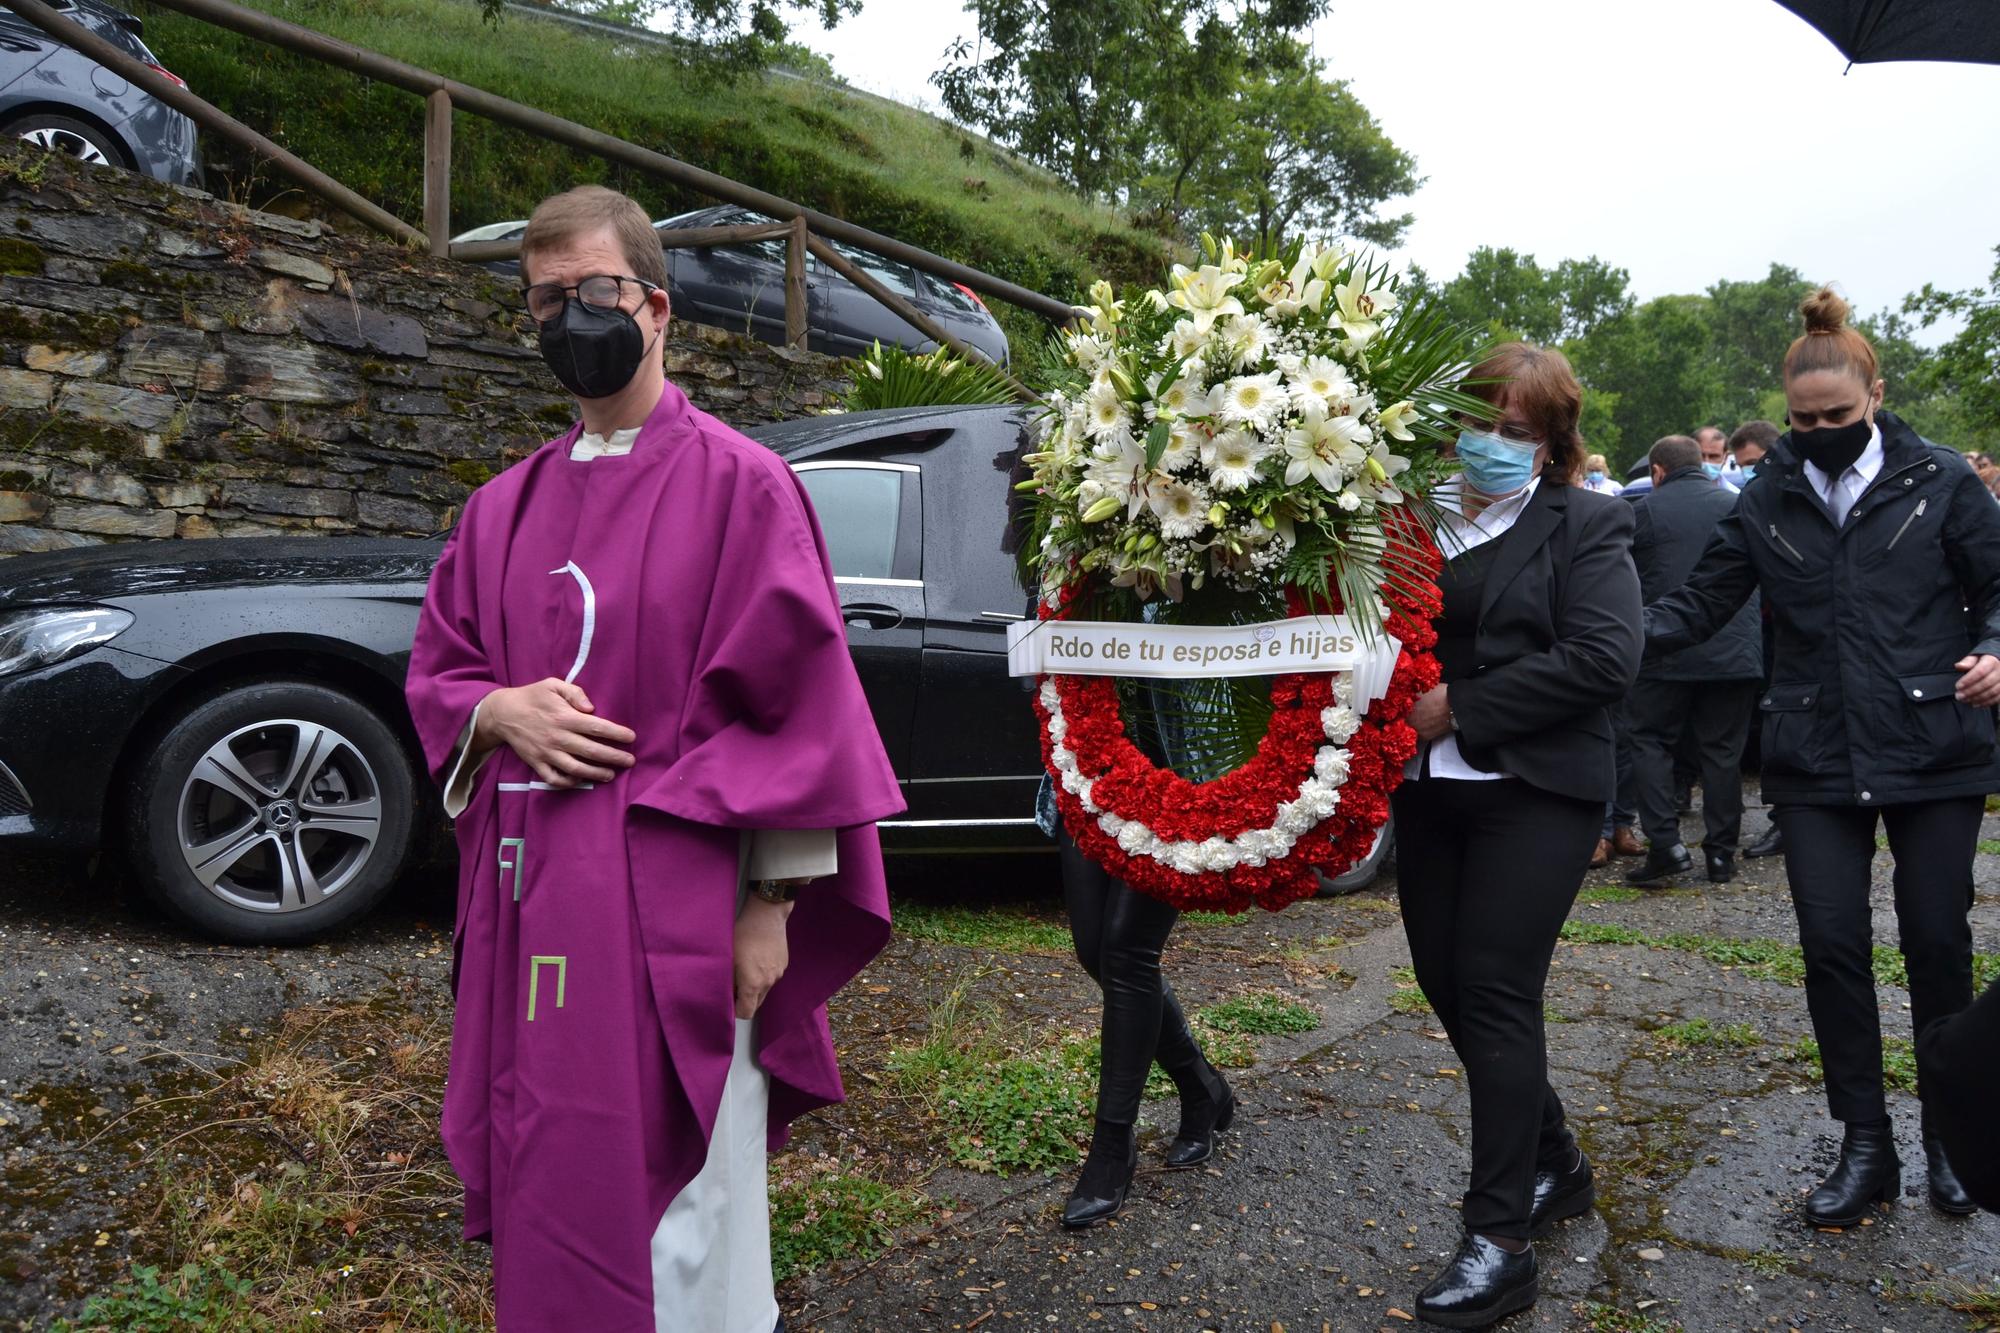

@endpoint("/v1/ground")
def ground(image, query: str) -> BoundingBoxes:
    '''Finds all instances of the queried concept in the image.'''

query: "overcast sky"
[788,0,2000,343]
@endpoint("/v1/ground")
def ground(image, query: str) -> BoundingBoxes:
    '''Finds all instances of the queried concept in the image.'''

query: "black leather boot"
[1528,1148,1596,1238]
[1414,1233,1539,1329]
[1163,1063,1235,1169]
[1926,1128,1977,1216]
[1803,1120,1901,1227]
[1061,1118,1137,1229]
[1629,842,1692,888]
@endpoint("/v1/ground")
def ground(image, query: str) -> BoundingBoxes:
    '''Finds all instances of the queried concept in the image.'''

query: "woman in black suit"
[1393,342,1643,1329]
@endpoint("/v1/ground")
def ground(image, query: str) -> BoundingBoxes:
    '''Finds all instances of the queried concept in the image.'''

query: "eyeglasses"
[522,274,659,324]
[1457,414,1543,446]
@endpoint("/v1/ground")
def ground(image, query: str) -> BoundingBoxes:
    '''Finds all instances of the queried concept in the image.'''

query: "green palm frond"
[842,341,1022,411]
[1119,676,1277,784]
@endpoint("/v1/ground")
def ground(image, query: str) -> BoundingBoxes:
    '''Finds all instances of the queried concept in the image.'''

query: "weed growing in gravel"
[51,1262,266,1333]
[768,1156,928,1282]
[1577,1300,1684,1332]
[1554,921,2000,991]
[893,902,1074,955]
[1978,839,2000,856]
[1179,911,1238,927]
[1787,1035,1918,1092]
[1652,1017,1760,1050]
[1387,966,1432,1015]
[1576,885,1643,904]
[1199,992,1319,1036]
[885,989,1096,1174]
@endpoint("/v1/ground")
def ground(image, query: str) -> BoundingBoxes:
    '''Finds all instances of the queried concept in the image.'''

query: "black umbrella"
[1772,0,2000,66]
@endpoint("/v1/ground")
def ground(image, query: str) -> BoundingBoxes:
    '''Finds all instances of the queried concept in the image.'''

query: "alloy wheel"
[176,719,384,914]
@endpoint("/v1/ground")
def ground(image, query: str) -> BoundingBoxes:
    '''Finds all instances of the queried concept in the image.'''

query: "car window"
[794,465,904,580]
[826,239,923,301]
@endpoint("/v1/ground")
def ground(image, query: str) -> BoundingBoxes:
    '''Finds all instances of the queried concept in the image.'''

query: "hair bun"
[1800,285,1851,335]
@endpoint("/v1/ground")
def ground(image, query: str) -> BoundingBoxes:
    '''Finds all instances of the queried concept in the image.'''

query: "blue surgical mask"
[1702,462,1723,480]
[1739,462,1757,481]
[1455,429,1540,495]
[1587,470,1606,484]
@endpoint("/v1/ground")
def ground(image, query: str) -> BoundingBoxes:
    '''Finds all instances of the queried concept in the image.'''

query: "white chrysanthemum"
[1166,318,1207,361]
[1218,313,1271,370]
[1204,428,1267,492]
[1149,479,1210,540]
[1148,375,1213,422]
[1067,331,1112,372]
[1081,380,1131,443]
[1158,419,1203,473]
[1288,355,1355,415]
[1217,372,1288,434]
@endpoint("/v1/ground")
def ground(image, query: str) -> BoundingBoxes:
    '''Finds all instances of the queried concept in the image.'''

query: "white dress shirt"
[1410,475,1543,782]
[1803,420,1884,526]
[441,424,839,881]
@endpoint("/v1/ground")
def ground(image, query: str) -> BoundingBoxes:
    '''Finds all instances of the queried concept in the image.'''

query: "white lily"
[1334,275,1398,347]
[1358,439,1412,504]
[1167,264,1246,334]
[1283,408,1372,492]
[1085,432,1159,520]
[1376,399,1419,442]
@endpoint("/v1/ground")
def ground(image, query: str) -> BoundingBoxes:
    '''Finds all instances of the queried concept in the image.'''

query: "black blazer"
[1446,481,1644,804]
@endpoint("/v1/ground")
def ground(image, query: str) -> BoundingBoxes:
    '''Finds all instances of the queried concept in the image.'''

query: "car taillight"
[146,63,186,89]
[953,282,988,312]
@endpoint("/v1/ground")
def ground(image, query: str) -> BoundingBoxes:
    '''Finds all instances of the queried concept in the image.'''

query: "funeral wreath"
[1015,237,1488,912]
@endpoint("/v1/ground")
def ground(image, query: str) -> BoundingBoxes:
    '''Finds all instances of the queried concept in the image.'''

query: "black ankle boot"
[1804,1120,1901,1227]
[1925,1129,1977,1216]
[1062,1119,1137,1229]
[1528,1149,1595,1238]
[1164,1064,1235,1169]
[1414,1233,1539,1329]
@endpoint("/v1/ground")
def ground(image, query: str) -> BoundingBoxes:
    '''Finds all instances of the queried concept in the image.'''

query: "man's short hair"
[1650,434,1703,473]
[1693,425,1727,445]
[520,185,667,292]
[1728,420,1781,454]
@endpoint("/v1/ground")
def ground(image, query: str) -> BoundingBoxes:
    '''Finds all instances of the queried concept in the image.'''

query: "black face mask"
[537,298,657,400]
[1791,415,1872,474]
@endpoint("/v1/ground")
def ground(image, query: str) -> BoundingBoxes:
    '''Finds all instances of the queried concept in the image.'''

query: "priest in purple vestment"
[404,185,903,1333]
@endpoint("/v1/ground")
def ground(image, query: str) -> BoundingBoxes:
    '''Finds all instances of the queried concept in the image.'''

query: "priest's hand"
[734,896,792,1020]
[478,678,637,788]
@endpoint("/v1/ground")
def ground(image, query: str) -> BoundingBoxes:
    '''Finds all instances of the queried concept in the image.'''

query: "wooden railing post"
[784,216,808,350]
[423,89,452,259]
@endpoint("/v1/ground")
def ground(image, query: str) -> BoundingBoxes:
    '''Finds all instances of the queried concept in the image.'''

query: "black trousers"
[1059,828,1208,1126]
[1776,797,1983,1124]
[1392,777,1601,1238]
[1629,679,1760,853]
[1918,976,2000,1213]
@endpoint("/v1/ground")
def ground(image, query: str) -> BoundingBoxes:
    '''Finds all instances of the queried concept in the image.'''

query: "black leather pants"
[1059,827,1208,1125]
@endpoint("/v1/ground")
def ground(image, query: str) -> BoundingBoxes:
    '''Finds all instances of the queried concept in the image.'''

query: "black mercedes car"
[0,404,1048,943]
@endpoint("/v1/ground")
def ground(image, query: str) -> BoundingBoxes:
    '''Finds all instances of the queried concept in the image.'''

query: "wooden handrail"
[0,0,425,246]
[131,0,1085,326]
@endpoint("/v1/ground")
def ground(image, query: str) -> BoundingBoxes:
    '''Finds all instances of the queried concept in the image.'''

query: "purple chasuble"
[404,381,903,1330]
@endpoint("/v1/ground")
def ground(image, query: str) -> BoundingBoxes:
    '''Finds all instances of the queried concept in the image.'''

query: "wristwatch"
[752,878,813,904]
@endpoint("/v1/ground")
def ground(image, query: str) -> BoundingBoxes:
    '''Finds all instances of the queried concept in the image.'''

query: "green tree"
[1900,245,2000,451]
[1430,247,1631,346]
[1188,32,1417,250]
[1701,263,1815,427]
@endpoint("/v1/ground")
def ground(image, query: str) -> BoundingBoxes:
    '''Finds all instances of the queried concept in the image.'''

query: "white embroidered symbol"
[550,560,597,684]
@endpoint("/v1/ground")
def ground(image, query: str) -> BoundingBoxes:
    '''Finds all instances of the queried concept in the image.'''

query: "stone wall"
[0,144,851,556]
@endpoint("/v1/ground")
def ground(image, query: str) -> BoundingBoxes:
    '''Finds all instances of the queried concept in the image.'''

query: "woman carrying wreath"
[1393,342,1642,1328]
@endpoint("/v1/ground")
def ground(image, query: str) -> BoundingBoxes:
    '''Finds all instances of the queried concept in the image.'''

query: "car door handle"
[844,604,904,630]
[979,611,1026,623]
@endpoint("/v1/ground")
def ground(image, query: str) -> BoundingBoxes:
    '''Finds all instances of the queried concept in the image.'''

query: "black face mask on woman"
[1791,416,1873,475]
[537,298,659,400]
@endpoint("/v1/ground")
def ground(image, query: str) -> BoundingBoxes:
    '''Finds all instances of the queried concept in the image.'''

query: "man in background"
[1695,425,1742,491]
[1626,436,1765,887]
[1729,420,1785,859]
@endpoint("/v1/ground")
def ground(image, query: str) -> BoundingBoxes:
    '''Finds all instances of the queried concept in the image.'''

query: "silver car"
[1,0,199,186]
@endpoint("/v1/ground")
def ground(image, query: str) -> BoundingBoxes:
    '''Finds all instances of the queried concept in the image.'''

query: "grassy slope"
[137,0,1163,349]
